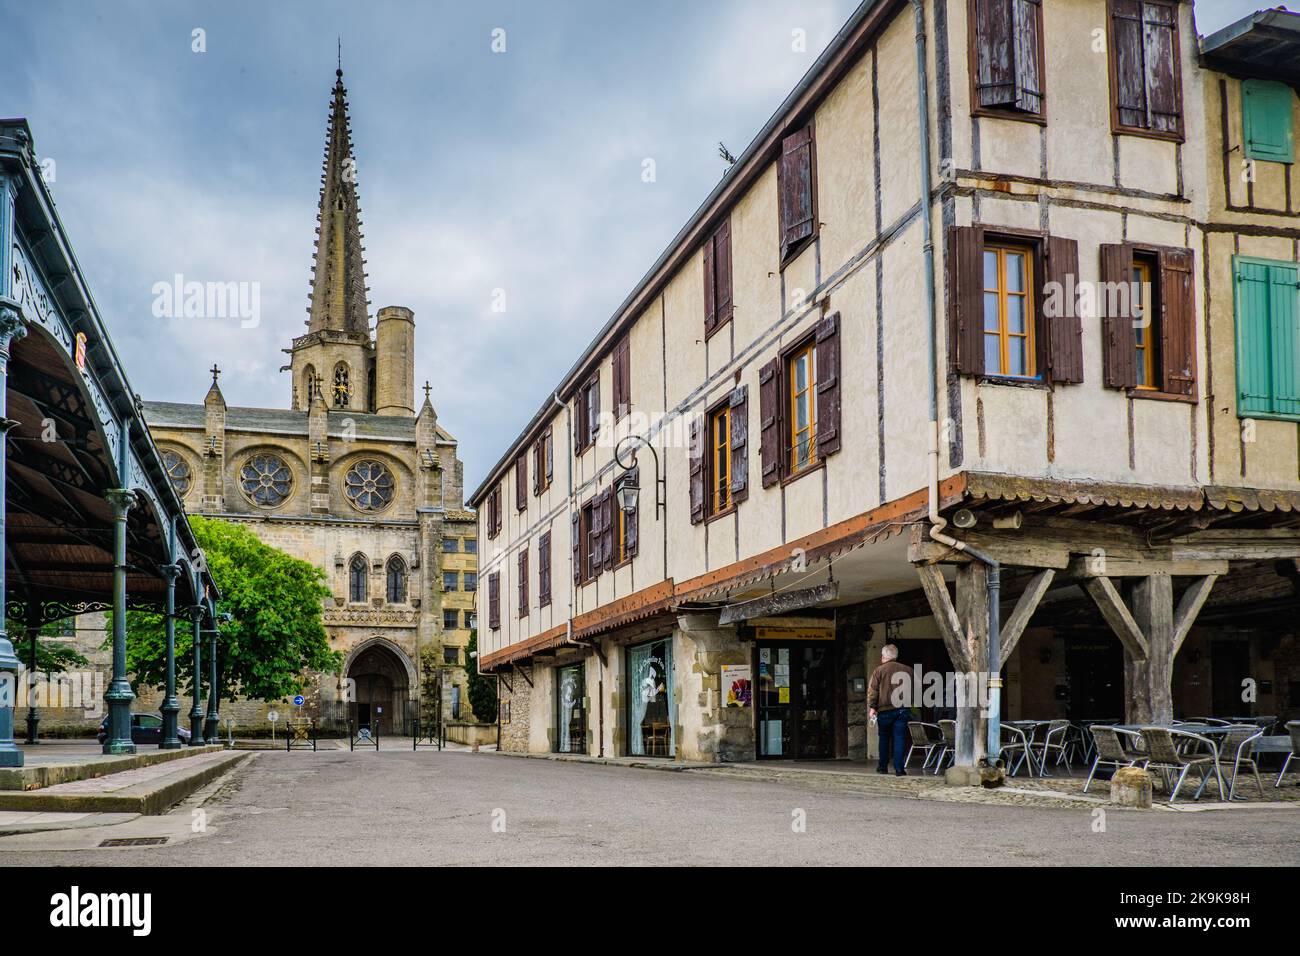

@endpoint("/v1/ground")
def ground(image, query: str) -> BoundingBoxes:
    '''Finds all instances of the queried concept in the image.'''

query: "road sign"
[293,695,305,707]
[267,709,280,722]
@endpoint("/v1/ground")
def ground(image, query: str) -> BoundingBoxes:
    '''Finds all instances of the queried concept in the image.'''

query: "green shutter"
[1243,79,1295,163]
[1235,257,1300,419]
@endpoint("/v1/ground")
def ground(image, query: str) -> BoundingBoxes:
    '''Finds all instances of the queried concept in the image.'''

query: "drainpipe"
[913,0,1001,766]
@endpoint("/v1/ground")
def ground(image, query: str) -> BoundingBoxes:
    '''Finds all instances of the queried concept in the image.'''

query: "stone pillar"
[676,613,754,763]
[103,487,138,755]
[159,563,182,748]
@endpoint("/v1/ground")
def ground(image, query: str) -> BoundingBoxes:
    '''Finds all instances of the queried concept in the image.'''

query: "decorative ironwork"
[239,454,292,507]
[162,450,191,496]
[344,459,394,511]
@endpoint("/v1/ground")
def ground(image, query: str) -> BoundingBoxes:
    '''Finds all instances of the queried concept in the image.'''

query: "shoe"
[876,766,889,774]
[895,770,907,777]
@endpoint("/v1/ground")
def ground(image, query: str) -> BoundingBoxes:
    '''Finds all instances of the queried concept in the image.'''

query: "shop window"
[555,663,587,755]
[627,638,674,758]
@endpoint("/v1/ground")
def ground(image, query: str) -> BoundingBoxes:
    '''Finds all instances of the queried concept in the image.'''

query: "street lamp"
[613,435,664,519]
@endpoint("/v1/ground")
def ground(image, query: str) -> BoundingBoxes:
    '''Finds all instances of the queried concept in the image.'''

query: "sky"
[0,0,1272,493]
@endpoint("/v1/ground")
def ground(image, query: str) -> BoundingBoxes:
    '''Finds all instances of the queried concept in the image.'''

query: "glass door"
[757,645,792,757]
[796,645,833,759]
[757,643,836,759]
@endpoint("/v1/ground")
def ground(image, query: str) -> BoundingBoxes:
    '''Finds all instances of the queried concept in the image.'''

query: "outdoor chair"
[1216,725,1264,800]
[1083,725,1147,793]
[1039,719,1073,772]
[1276,721,1300,788]
[933,719,957,774]
[905,721,943,770]
[1000,724,1036,777]
[1139,727,1226,803]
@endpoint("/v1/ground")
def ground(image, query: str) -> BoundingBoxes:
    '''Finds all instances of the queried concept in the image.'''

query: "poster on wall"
[721,663,752,708]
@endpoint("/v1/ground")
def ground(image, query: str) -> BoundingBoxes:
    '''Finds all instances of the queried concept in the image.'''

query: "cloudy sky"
[0,0,1267,491]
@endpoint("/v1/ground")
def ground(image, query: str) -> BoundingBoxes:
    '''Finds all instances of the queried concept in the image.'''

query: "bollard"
[1109,767,1153,809]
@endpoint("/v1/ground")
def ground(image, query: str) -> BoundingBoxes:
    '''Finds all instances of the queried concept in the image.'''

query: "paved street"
[0,750,1296,866]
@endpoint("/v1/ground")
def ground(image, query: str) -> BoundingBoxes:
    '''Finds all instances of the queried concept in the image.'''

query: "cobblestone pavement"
[0,749,1294,866]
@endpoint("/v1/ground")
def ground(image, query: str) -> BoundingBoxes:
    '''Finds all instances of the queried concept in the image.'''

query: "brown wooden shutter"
[1141,1,1181,135]
[974,0,1015,108]
[728,386,749,505]
[1159,247,1196,396]
[538,531,551,606]
[689,416,706,523]
[624,466,639,557]
[588,375,600,445]
[616,338,631,418]
[1112,0,1147,129]
[815,312,842,457]
[488,572,500,629]
[545,427,554,484]
[571,511,582,583]
[600,488,615,571]
[531,440,541,496]
[1100,243,1138,389]
[703,232,717,335]
[1043,236,1083,384]
[518,548,528,616]
[714,219,733,328]
[948,225,986,376]
[515,453,527,511]
[1012,0,1043,113]
[779,122,816,261]
[758,357,782,487]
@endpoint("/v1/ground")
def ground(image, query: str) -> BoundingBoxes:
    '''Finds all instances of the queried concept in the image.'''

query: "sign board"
[721,663,752,708]
[266,709,280,723]
[755,626,835,642]
[292,695,305,707]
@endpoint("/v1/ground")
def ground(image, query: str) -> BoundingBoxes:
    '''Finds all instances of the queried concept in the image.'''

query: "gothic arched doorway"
[346,641,412,736]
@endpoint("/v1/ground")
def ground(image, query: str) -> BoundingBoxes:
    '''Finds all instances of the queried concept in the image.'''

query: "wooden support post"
[997,569,1055,667]
[1130,575,1174,725]
[954,564,989,769]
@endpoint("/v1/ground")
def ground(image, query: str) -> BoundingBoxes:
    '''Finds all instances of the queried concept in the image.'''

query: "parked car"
[96,713,192,746]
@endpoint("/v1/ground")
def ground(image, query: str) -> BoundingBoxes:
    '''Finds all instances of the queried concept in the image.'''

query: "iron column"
[189,577,205,745]
[159,563,182,748]
[103,487,137,755]
[0,306,25,766]
[203,613,220,745]
[23,621,38,745]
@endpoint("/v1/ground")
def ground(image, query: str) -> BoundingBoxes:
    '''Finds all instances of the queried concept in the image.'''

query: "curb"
[0,752,250,815]
[0,744,227,792]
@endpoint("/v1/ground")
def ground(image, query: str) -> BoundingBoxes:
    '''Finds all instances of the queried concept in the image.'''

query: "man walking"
[867,644,912,775]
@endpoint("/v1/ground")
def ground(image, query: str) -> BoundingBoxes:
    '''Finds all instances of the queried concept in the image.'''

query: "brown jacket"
[867,659,911,712]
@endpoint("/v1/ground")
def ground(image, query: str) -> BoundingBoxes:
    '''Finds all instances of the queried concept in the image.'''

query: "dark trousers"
[876,707,912,772]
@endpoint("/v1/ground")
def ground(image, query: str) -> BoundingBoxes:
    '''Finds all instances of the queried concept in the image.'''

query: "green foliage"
[4,619,90,674]
[122,515,341,702]
[464,630,497,723]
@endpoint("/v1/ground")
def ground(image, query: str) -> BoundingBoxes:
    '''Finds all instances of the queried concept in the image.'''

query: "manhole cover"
[98,837,168,847]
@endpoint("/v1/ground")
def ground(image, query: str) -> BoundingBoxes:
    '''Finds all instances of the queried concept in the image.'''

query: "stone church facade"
[136,67,478,735]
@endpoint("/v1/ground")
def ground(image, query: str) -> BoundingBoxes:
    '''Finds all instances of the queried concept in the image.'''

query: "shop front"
[627,637,675,757]
[555,661,587,754]
[754,624,839,760]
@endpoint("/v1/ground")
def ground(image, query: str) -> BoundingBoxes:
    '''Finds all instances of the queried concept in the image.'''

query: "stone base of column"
[944,764,1006,788]
[160,697,182,749]
[104,682,136,755]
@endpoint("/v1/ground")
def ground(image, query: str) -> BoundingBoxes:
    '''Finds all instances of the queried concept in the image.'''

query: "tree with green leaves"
[4,619,89,673]
[121,515,341,706]
[464,630,497,723]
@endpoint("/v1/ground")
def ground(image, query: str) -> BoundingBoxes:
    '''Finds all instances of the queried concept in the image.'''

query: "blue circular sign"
[293,695,305,706]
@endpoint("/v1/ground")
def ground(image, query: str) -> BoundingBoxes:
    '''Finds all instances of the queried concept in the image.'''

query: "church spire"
[307,64,370,336]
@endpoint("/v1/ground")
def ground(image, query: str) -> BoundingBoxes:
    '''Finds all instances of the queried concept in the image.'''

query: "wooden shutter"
[1100,243,1138,389]
[538,531,551,606]
[1011,0,1043,114]
[948,225,986,376]
[714,219,733,328]
[588,375,601,445]
[974,0,1042,114]
[571,511,582,583]
[616,338,631,418]
[1111,0,1148,129]
[545,427,554,484]
[728,386,749,504]
[689,417,706,524]
[758,357,782,487]
[703,231,717,335]
[624,466,639,557]
[1141,1,1180,135]
[515,453,527,511]
[1243,80,1296,162]
[1043,236,1083,383]
[531,440,541,495]
[815,312,842,457]
[1158,247,1196,397]
[600,488,615,571]
[488,572,500,630]
[779,122,816,261]
[1269,262,1300,417]
[517,548,528,616]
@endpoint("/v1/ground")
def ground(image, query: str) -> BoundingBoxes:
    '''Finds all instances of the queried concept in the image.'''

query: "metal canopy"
[1201,9,1300,85]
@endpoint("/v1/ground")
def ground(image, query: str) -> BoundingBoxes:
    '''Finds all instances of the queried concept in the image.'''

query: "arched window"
[303,364,316,404]
[386,555,407,604]
[333,363,350,408]
[349,554,368,603]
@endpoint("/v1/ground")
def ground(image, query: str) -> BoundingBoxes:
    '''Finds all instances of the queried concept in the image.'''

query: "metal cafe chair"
[1275,721,1300,788]
[904,721,944,771]
[1083,726,1147,793]
[1216,725,1265,801]
[1038,719,1073,774]
[999,723,1037,777]
[1139,727,1226,803]
[932,719,957,775]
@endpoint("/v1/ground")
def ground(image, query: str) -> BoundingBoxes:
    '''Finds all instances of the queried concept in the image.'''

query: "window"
[948,226,1084,384]
[778,121,817,264]
[163,450,191,497]
[970,0,1044,118]
[710,404,732,514]
[627,638,674,757]
[692,387,749,521]
[1243,79,1295,164]
[442,538,459,553]
[1234,256,1300,419]
[1108,0,1183,139]
[515,452,528,512]
[1099,243,1196,397]
[573,491,612,583]
[983,245,1036,379]
[443,571,459,592]
[333,363,351,407]
[467,611,477,630]
[703,218,733,337]
[611,336,631,420]
[538,531,552,607]
[533,426,554,496]
[240,454,293,508]
[487,572,500,630]
[443,609,459,629]
[464,538,478,554]
[574,375,600,453]
[349,554,368,603]
[787,341,819,472]
[344,459,395,512]
[517,548,529,617]
[614,469,638,564]
[386,556,407,604]
[486,484,502,539]
[464,572,478,592]
[444,646,460,666]
[757,315,841,487]
[302,364,317,404]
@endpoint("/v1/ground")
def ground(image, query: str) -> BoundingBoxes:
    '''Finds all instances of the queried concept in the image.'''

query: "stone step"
[0,743,227,791]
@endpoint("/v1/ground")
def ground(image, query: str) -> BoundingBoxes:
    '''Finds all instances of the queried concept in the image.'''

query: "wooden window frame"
[443,570,459,592]
[1131,256,1159,391]
[578,499,597,584]
[1106,0,1185,143]
[967,0,1047,125]
[517,548,529,619]
[982,243,1039,381]
[784,337,820,480]
[706,399,734,520]
[1102,241,1198,403]
[533,426,553,496]
[443,608,459,630]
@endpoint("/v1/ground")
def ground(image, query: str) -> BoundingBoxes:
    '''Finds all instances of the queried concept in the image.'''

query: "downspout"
[913,0,1001,765]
